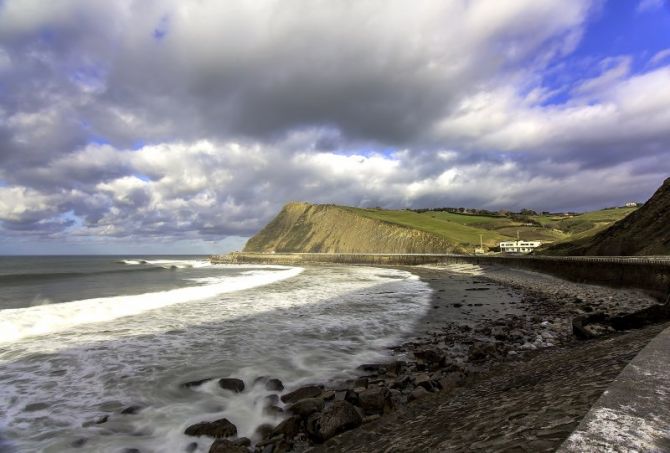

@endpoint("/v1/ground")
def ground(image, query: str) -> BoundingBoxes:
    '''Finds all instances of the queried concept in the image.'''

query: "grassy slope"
[541,178,670,256]
[340,206,636,249]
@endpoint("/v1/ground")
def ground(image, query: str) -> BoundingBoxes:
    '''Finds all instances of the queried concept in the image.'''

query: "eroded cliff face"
[243,202,465,253]
[544,178,670,256]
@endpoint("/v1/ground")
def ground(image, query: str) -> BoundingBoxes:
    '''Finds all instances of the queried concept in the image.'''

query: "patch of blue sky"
[37,26,56,43]
[69,64,107,92]
[153,15,169,40]
[537,0,670,106]
[59,210,83,230]
[131,139,146,150]
[88,136,110,145]
[340,146,396,158]
[577,1,670,61]
[133,173,151,182]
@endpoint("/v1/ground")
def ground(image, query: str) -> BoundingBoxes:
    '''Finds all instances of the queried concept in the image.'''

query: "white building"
[499,240,542,254]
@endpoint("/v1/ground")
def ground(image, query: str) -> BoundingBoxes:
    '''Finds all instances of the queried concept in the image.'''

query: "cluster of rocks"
[174,265,668,453]
[181,378,370,453]
[181,317,569,453]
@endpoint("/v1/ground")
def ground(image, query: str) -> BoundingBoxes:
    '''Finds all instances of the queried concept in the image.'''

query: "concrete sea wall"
[211,253,670,298]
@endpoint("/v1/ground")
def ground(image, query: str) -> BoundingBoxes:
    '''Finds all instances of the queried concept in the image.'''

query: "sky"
[0,0,669,254]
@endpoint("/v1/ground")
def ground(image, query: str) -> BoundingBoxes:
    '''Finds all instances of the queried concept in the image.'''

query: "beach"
[312,264,668,452]
[245,263,667,453]
[1,258,666,452]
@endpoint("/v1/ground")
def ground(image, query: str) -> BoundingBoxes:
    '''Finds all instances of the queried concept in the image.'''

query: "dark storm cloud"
[0,0,669,248]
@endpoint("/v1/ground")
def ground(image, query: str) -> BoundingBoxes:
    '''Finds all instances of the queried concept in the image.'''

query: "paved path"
[559,325,670,452]
[313,324,669,453]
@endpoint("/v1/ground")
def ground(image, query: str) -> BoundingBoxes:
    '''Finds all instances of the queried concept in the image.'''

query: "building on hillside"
[499,240,542,254]
[624,202,638,208]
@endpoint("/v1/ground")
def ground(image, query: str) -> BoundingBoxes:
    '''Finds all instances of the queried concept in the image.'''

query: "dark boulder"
[357,387,394,415]
[120,405,142,415]
[265,379,284,392]
[414,348,445,367]
[218,378,245,393]
[408,386,430,401]
[263,404,284,416]
[254,376,285,392]
[572,316,594,340]
[181,377,214,388]
[390,375,412,390]
[343,389,361,406]
[270,415,303,439]
[208,438,250,453]
[255,437,291,453]
[287,398,324,418]
[82,415,109,427]
[438,372,463,393]
[71,438,87,448]
[490,326,508,341]
[255,423,274,440]
[357,363,384,373]
[280,385,322,404]
[184,418,237,438]
[413,373,436,392]
[353,377,369,389]
[306,400,362,442]
[468,341,498,362]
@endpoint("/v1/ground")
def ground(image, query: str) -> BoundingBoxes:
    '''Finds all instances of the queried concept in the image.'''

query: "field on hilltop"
[341,206,636,250]
[542,177,670,256]
[243,201,637,254]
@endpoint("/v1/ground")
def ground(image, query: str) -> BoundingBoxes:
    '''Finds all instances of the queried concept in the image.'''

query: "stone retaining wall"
[210,253,670,299]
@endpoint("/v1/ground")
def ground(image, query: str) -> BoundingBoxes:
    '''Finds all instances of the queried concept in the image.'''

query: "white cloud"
[637,0,665,13]
[572,56,632,96]
[432,64,670,162]
[0,186,56,222]
[0,0,668,248]
[650,48,670,66]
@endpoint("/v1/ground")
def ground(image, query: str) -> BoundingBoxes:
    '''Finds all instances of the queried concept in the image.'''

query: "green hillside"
[541,178,670,256]
[341,206,635,250]
[244,202,636,254]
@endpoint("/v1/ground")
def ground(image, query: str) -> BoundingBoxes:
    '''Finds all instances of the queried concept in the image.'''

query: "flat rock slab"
[559,325,670,452]
[313,323,669,453]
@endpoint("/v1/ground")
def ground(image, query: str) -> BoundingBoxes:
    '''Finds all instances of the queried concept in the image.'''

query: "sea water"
[0,256,432,452]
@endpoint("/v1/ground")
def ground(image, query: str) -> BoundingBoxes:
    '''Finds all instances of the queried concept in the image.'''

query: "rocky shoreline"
[176,264,668,453]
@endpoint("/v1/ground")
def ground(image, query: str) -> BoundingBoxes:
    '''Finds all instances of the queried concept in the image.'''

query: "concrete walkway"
[559,326,670,452]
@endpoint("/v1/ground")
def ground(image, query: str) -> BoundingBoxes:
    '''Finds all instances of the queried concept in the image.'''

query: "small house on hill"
[499,240,542,254]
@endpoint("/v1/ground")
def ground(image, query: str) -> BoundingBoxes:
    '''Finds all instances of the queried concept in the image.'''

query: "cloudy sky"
[0,0,669,254]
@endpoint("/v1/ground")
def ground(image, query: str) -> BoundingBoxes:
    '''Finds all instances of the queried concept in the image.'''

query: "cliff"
[542,178,670,256]
[243,202,466,254]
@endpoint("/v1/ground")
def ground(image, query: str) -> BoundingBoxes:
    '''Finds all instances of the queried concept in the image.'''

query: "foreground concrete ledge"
[559,326,670,452]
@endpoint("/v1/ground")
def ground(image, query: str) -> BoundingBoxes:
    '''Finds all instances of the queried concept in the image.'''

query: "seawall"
[211,253,670,298]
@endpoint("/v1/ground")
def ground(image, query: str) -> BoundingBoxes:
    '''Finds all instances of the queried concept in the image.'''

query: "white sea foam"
[120,259,147,265]
[142,259,212,269]
[119,258,211,269]
[0,265,432,453]
[0,266,303,344]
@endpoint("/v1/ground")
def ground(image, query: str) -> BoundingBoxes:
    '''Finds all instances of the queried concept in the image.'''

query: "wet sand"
[310,264,667,452]
[194,263,667,452]
[316,322,669,452]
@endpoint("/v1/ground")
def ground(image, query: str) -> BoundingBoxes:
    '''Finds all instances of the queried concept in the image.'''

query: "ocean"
[0,256,432,452]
